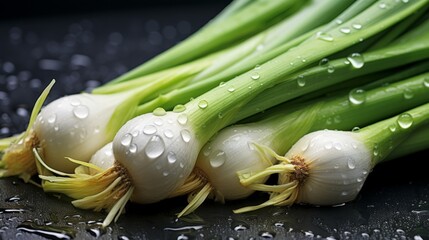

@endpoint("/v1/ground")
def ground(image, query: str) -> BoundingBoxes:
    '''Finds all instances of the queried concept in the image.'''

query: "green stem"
[108,0,304,84]
[359,102,429,166]
[256,72,429,155]
[386,125,429,160]
[185,0,429,143]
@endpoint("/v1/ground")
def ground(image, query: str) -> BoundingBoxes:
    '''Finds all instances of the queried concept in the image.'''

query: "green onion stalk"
[36,0,429,227]
[235,101,429,213]
[109,0,307,84]
[174,71,429,217]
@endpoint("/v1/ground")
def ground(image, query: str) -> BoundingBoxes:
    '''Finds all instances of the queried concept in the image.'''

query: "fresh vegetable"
[36,0,428,227]
[176,71,429,217]
[235,102,429,213]
[109,0,306,83]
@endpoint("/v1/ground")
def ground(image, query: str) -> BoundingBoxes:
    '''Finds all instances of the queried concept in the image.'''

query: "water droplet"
[327,65,335,73]
[357,177,363,182]
[379,2,387,8]
[163,171,169,176]
[420,77,429,89]
[177,114,188,125]
[167,152,177,164]
[210,150,226,168]
[70,98,81,106]
[389,123,397,132]
[219,82,226,87]
[47,114,56,124]
[259,231,275,239]
[164,129,174,138]
[173,104,186,113]
[347,53,364,68]
[349,88,366,105]
[352,127,360,132]
[144,135,165,159]
[334,142,342,150]
[154,118,163,126]
[227,87,235,92]
[340,27,351,34]
[153,107,166,116]
[143,125,157,135]
[179,162,184,168]
[341,191,348,196]
[373,144,379,156]
[129,144,137,154]
[297,76,306,87]
[324,141,333,149]
[180,129,191,143]
[348,158,356,169]
[198,100,208,109]
[5,195,21,202]
[233,222,249,231]
[335,19,343,25]
[250,72,260,80]
[403,88,414,99]
[217,112,224,119]
[73,105,89,119]
[316,31,334,42]
[352,23,362,30]
[397,113,413,129]
[319,58,329,67]
[120,133,133,146]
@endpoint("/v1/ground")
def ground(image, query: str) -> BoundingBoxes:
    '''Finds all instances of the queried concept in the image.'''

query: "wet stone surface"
[1,3,429,240]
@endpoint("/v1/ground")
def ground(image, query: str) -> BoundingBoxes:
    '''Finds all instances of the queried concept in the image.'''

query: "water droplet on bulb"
[198,100,208,109]
[334,142,342,150]
[347,53,364,68]
[144,135,165,159]
[397,113,413,129]
[181,129,191,143]
[143,125,157,135]
[316,32,334,42]
[349,88,366,105]
[167,152,177,164]
[177,114,188,125]
[348,158,356,169]
[73,105,89,119]
[129,144,137,154]
[324,141,333,149]
[164,129,173,138]
[210,150,226,168]
[47,114,56,124]
[70,98,81,106]
[120,133,133,146]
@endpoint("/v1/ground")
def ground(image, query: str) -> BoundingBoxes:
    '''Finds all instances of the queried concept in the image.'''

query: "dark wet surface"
[1,2,429,239]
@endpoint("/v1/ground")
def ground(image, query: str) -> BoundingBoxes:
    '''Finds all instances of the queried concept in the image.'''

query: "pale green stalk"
[386,125,429,160]
[109,0,305,84]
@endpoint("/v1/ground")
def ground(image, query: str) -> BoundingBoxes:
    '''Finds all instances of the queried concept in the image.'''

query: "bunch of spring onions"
[20,0,429,227]
[175,69,429,217]
[0,0,312,181]
[235,101,429,213]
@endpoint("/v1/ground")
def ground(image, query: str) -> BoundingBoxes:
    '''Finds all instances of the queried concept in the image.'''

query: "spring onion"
[176,71,429,216]
[235,101,429,213]
[35,0,428,226]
